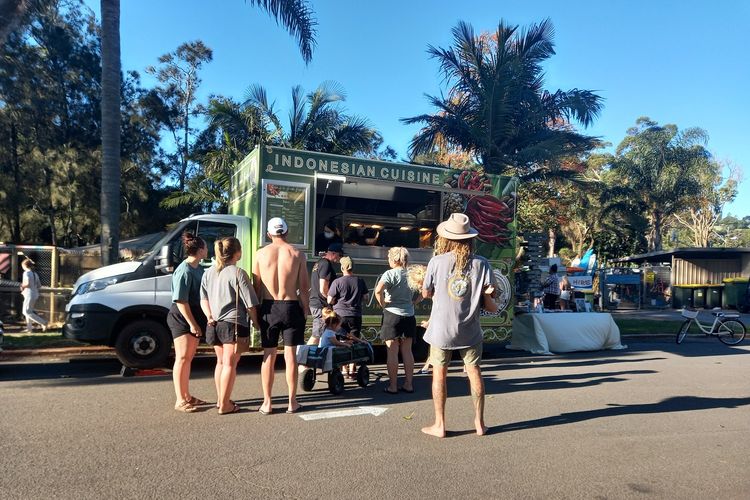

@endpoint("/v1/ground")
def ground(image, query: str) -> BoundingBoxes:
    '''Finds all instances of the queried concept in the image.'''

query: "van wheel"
[115,319,171,369]
[412,326,429,362]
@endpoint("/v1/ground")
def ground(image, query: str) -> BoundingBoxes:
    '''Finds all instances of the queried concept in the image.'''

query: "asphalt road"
[1,339,748,499]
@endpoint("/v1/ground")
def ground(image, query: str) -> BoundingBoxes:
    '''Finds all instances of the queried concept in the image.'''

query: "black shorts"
[340,315,362,338]
[380,310,416,341]
[167,303,207,339]
[259,300,306,348]
[205,321,249,346]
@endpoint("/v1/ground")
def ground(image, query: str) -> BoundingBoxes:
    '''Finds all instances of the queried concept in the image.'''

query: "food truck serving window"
[315,177,440,260]
[261,179,310,246]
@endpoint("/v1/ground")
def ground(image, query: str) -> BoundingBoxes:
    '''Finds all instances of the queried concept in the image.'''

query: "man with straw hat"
[421,213,498,438]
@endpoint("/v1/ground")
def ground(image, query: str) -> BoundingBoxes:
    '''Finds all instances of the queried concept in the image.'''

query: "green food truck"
[230,145,518,357]
[64,145,517,368]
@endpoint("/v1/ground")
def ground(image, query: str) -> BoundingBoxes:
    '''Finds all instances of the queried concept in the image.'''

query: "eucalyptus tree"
[161,95,274,210]
[403,19,603,180]
[607,117,710,251]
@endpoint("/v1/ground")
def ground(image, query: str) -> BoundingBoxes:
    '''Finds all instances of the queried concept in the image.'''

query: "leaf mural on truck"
[465,194,515,245]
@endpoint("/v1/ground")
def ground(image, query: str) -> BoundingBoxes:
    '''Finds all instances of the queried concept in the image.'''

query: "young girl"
[318,307,353,349]
[19,259,47,332]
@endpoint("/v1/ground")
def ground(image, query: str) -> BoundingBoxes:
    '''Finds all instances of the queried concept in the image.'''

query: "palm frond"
[246,0,317,64]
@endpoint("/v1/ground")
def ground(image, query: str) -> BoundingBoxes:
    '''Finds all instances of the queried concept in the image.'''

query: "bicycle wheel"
[676,320,691,344]
[716,319,746,345]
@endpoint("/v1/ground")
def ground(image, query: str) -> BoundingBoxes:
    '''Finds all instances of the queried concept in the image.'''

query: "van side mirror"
[155,244,173,273]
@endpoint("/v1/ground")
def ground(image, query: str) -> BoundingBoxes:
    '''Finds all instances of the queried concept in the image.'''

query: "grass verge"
[613,319,683,336]
[2,331,89,349]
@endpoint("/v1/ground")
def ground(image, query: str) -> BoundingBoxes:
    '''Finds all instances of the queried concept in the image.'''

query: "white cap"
[267,217,288,235]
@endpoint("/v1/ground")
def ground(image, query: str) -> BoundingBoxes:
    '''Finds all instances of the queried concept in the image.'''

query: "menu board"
[261,179,309,246]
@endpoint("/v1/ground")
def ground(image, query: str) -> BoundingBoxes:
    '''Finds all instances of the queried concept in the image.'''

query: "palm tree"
[97,0,316,262]
[403,19,603,180]
[100,0,120,265]
[606,118,709,251]
[246,82,379,155]
[161,96,274,209]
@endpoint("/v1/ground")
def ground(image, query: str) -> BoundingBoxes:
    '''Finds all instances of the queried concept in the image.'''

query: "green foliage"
[403,19,603,179]
[246,0,317,64]
[606,117,710,252]
[0,0,166,245]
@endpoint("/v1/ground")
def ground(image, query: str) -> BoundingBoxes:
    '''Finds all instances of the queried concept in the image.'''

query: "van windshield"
[138,221,190,260]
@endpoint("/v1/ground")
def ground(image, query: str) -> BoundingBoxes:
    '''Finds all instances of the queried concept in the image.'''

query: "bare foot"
[259,401,273,415]
[475,421,488,436]
[421,424,446,438]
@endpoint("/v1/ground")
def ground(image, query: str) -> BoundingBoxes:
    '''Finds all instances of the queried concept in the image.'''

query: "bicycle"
[676,308,746,345]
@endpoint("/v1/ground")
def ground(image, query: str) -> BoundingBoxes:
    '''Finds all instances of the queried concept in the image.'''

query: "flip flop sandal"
[216,399,235,409]
[175,401,198,413]
[218,403,241,415]
[258,408,272,415]
[383,388,399,395]
[188,396,208,406]
[286,405,304,414]
[399,387,414,394]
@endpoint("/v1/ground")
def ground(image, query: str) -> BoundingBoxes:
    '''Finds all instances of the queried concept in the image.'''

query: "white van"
[64,214,250,368]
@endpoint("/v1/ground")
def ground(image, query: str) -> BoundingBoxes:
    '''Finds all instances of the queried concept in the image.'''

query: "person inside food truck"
[315,220,342,253]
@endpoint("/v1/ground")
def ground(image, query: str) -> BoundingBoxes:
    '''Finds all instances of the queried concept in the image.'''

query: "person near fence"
[327,256,369,378]
[252,217,310,415]
[374,247,420,394]
[421,213,498,438]
[167,232,209,413]
[19,258,47,332]
[200,237,259,415]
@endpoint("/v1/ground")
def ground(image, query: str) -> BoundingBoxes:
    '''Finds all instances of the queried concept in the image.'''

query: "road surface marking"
[298,406,388,421]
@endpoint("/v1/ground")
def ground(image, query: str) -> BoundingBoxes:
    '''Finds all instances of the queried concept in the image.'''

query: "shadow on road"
[490,396,750,433]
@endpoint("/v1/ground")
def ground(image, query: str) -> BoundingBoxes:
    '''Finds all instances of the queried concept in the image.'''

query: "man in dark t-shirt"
[327,256,369,338]
[309,243,344,340]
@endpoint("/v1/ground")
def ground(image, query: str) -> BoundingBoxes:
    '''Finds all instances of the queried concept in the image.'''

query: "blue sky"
[85,0,750,216]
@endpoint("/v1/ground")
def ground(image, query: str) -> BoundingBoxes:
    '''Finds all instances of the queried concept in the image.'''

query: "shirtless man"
[252,217,310,414]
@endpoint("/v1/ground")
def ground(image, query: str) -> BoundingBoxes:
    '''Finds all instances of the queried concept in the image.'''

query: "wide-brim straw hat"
[436,213,479,240]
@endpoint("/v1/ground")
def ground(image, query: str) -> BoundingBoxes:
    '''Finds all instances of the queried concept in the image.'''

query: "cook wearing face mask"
[315,221,343,254]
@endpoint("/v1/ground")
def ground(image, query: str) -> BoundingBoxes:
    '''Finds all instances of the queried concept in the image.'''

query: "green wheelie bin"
[692,286,707,309]
[722,277,749,309]
[672,285,693,309]
[705,285,723,309]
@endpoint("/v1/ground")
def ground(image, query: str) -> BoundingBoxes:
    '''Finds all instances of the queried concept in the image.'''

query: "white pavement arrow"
[298,406,388,421]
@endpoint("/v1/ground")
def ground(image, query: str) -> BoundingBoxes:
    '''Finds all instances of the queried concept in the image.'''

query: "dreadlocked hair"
[435,236,473,275]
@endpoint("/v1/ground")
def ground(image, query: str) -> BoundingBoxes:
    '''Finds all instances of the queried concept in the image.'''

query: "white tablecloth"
[507,312,626,355]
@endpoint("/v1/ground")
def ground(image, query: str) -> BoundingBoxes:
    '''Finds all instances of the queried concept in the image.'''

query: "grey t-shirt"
[379,267,415,316]
[423,253,494,349]
[200,264,259,327]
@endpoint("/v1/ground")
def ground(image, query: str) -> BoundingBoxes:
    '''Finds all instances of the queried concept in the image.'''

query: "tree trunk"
[100,0,121,265]
[10,120,21,242]
[547,227,556,258]
[652,211,663,251]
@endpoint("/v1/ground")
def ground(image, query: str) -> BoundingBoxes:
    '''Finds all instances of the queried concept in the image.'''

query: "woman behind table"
[374,247,420,394]
[167,231,209,413]
[559,275,572,310]
[19,259,47,332]
[327,256,369,378]
[200,237,259,415]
